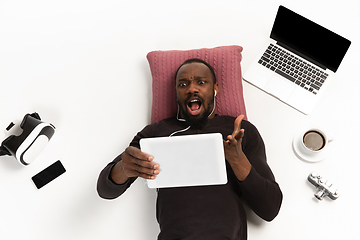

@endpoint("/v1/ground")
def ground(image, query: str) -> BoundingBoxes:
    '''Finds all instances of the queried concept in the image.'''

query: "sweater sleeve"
[239,167,282,221]
[239,122,283,221]
[96,154,138,200]
[96,124,156,200]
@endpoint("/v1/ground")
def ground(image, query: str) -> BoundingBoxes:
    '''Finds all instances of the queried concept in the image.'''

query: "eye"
[178,82,187,87]
[198,80,206,85]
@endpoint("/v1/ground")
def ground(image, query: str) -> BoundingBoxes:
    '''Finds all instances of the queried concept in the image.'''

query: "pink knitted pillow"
[147,45,247,123]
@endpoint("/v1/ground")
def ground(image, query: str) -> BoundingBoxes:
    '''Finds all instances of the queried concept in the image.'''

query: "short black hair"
[174,58,217,84]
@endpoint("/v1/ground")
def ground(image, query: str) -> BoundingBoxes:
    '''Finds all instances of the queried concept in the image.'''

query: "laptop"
[243,5,351,114]
[139,133,227,189]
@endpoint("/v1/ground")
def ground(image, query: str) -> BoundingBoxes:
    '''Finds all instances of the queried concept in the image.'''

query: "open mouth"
[187,99,203,115]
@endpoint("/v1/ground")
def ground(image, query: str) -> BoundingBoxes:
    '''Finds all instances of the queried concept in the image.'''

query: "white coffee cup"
[299,128,333,155]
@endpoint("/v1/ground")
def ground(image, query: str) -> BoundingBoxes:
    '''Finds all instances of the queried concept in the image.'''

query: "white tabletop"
[0,1,359,239]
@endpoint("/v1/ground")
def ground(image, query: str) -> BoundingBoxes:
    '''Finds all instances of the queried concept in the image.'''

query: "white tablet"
[139,133,227,189]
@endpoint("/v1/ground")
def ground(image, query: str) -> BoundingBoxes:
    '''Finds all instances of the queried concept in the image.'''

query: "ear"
[214,83,219,97]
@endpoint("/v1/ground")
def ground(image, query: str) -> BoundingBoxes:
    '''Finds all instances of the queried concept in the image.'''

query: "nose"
[186,81,199,95]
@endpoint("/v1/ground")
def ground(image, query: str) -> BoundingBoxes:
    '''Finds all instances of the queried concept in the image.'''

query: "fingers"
[224,129,244,147]
[122,146,159,180]
[226,115,244,145]
[224,114,245,147]
[234,129,245,141]
[126,145,153,162]
[223,118,246,165]
[121,160,159,180]
[234,114,244,130]
[232,115,244,140]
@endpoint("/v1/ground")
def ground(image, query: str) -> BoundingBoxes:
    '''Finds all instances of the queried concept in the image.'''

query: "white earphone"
[214,90,217,97]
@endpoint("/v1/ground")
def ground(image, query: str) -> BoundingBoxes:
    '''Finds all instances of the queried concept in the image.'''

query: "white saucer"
[292,126,333,163]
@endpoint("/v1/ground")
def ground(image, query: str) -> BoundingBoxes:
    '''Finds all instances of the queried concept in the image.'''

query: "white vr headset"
[0,113,55,165]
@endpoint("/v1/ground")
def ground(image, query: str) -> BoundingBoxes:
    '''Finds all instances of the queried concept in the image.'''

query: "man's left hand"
[223,115,251,181]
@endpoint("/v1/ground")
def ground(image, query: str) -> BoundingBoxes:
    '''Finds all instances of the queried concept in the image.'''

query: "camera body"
[308,172,340,200]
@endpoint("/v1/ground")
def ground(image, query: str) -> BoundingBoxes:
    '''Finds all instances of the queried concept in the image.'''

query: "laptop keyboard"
[258,44,328,95]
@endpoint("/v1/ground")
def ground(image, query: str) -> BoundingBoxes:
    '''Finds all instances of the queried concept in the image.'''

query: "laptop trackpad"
[265,75,295,101]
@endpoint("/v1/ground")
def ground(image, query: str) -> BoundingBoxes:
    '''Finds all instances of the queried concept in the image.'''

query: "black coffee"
[303,131,325,151]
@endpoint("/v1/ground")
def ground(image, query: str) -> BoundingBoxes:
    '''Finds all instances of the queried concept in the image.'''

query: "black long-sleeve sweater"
[97,115,282,240]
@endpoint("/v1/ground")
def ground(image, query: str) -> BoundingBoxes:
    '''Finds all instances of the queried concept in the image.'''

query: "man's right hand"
[111,146,159,184]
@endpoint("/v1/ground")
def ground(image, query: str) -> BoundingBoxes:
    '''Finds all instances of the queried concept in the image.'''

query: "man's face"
[175,62,218,127]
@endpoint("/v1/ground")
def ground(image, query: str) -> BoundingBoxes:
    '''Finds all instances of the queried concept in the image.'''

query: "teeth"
[191,99,199,102]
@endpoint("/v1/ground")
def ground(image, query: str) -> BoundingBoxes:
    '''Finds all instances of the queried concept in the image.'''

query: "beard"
[178,94,214,130]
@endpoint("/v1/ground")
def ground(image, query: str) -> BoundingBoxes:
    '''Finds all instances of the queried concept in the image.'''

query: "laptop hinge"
[277,42,328,70]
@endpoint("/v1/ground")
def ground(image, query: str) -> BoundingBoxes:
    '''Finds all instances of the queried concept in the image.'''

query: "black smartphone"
[32,160,66,189]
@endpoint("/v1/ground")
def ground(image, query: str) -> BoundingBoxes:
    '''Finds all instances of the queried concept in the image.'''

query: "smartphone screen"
[32,160,66,189]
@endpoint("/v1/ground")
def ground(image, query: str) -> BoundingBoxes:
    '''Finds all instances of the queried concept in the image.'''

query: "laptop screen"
[270,6,351,72]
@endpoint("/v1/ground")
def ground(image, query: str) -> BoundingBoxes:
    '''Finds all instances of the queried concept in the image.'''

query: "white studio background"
[0,0,359,239]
